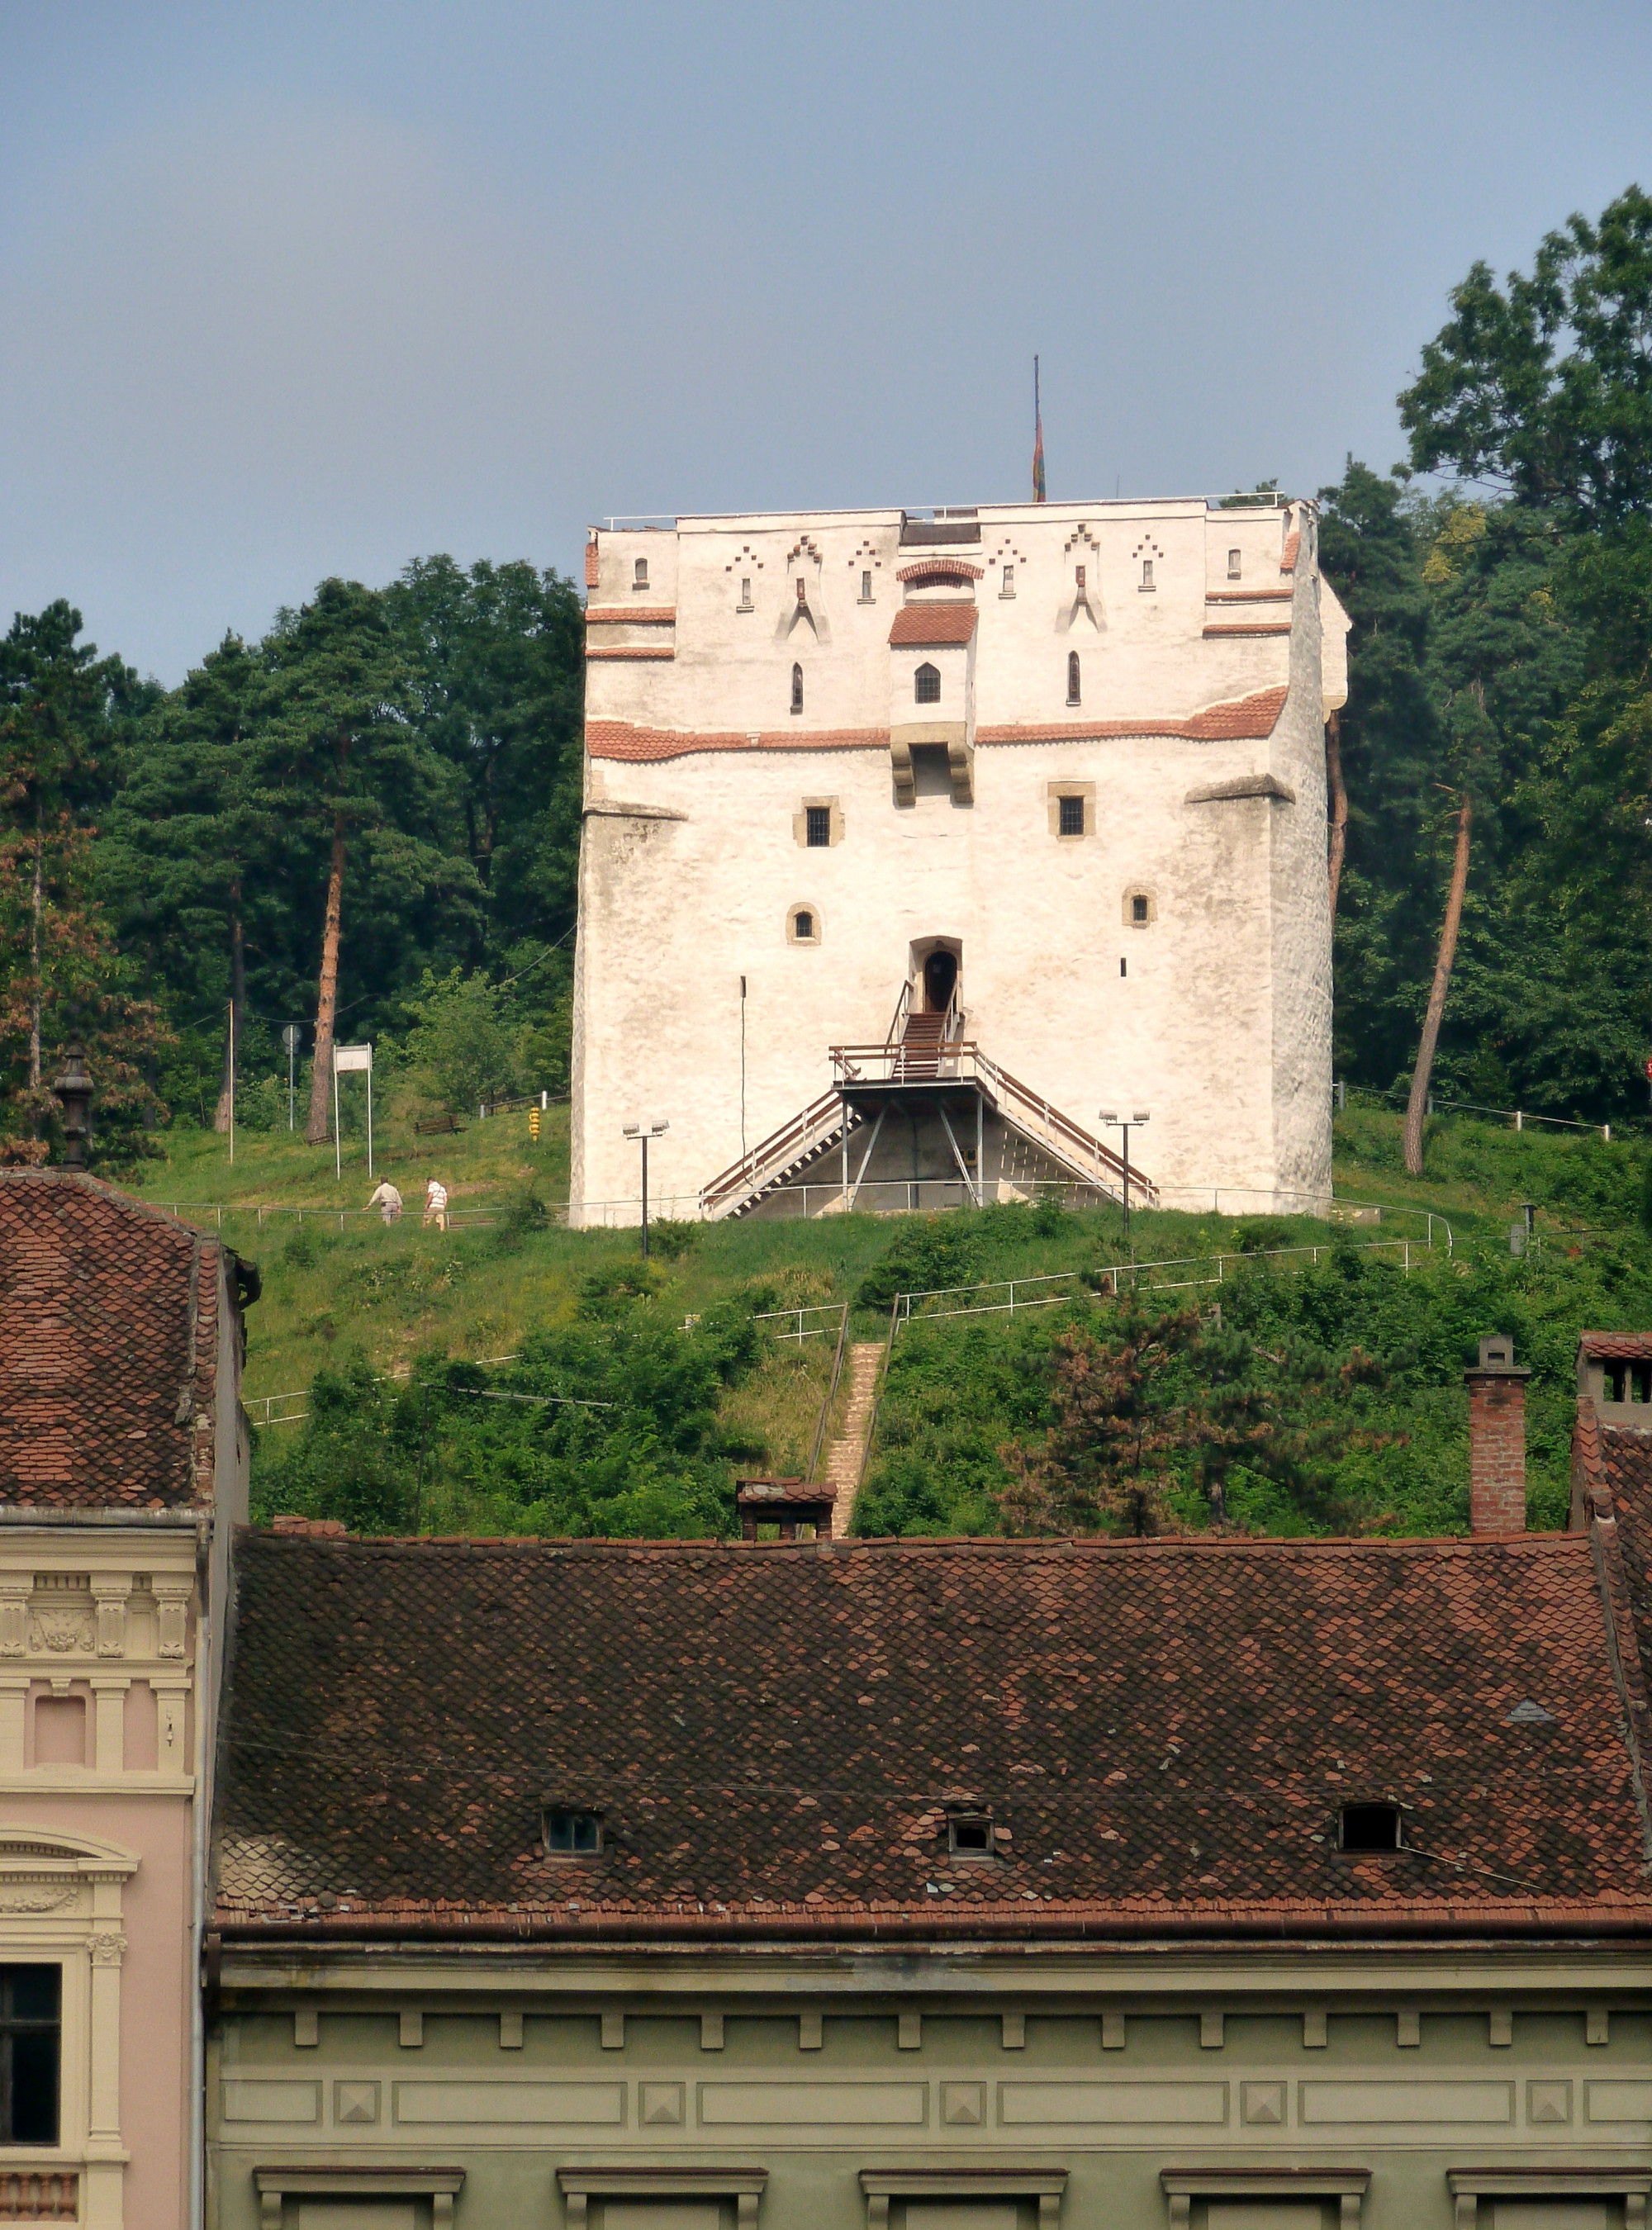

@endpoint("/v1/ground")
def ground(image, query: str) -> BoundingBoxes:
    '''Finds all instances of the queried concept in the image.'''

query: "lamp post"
[1099,1108,1151,1241]
[623,1117,670,1258]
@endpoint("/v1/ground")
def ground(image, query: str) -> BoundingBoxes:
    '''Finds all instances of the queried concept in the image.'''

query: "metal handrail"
[805,1303,852,1483]
[700,1089,847,1212]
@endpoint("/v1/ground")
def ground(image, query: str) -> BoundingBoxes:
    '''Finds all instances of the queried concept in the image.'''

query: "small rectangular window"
[1227,548,1241,579]
[1002,564,1014,595]
[1132,893,1149,923]
[740,576,752,608]
[0,1967,60,2144]
[796,576,807,603]
[805,805,831,847]
[633,558,648,589]
[1058,795,1085,837]
[1340,1803,1402,1853]
[1075,564,1086,591]
[861,570,873,601]
[1141,558,1155,591]
[947,1813,995,1858]
[544,1808,602,1857]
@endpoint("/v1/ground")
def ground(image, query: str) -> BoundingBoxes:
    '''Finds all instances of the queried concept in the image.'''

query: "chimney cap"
[1468,1333,1531,1378]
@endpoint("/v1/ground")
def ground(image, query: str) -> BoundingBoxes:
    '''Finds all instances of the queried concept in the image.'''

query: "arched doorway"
[923,948,958,1013]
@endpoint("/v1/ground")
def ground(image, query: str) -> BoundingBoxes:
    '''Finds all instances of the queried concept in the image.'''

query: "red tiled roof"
[583,606,676,626]
[895,560,985,586]
[213,1530,1652,1944]
[1279,529,1301,574]
[0,1172,232,1508]
[584,535,600,589]
[889,604,979,647]
[585,645,676,661]
[1205,590,1294,604]
[1573,1398,1652,1693]
[1579,1331,1652,1361]
[1203,623,1293,638]
[977,687,1289,747]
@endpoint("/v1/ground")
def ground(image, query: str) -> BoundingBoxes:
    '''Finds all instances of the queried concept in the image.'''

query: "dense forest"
[2,187,1649,1166]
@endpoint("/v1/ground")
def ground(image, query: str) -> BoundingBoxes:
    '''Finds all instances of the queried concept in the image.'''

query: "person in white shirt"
[367,1180,402,1226]
[422,1177,449,1231]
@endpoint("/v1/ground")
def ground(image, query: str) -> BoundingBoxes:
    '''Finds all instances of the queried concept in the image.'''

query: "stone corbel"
[947,738,974,805]
[1162,2171,1369,2228]
[862,2171,1066,2229]
[89,1577,132,1658]
[255,2171,464,2230]
[150,1577,193,1660]
[890,734,915,806]
[152,1682,191,1771]
[0,1578,31,1658]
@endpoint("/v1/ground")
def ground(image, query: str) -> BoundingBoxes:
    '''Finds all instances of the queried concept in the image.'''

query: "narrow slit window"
[739,576,752,608]
[805,805,831,848]
[790,663,803,715]
[0,1967,60,2144]
[1119,956,1127,978]
[795,576,807,604]
[861,570,873,601]
[633,558,648,589]
[544,1808,603,1857]
[1058,795,1085,837]
[1132,894,1149,923]
[914,662,941,705]
[1141,558,1155,591]
[1066,651,1081,705]
[1075,564,1086,591]
[1227,548,1242,579]
[1002,564,1014,595]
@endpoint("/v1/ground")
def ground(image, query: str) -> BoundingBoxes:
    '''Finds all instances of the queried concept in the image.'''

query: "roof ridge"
[242,1526,1587,1559]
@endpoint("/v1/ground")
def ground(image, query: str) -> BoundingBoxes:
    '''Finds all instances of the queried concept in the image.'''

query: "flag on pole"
[1032,355,1047,504]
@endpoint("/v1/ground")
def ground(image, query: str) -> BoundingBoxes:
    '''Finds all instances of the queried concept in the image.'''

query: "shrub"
[857,1215,986,1311]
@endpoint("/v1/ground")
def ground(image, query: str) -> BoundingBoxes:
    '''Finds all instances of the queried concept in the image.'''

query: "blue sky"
[2,1,1649,681]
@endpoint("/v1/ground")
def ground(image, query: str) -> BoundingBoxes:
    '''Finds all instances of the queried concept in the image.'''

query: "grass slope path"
[827,1342,885,1535]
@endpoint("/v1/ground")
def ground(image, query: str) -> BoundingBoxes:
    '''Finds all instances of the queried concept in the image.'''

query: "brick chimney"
[1465,1334,1530,1535]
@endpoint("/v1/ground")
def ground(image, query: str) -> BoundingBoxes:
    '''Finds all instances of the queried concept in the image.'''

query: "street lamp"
[623,1116,670,1258]
[1099,1108,1151,1241]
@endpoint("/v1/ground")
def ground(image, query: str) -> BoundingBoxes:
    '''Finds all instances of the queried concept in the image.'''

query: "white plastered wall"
[572,500,1333,1221]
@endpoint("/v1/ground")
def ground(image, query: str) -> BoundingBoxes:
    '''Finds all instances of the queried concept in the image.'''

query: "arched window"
[634,558,648,589]
[1066,652,1080,705]
[914,662,941,705]
[790,663,803,715]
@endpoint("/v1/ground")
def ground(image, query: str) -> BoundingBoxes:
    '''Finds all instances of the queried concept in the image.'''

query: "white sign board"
[334,1043,373,1074]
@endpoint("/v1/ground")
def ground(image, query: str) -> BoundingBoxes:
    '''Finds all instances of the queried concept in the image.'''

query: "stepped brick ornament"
[50,1042,93,1169]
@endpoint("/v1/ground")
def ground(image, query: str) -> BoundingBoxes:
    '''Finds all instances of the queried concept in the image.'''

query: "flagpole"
[1032,355,1047,504]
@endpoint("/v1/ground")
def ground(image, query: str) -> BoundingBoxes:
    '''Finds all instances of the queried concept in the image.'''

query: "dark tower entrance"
[923,948,958,1013]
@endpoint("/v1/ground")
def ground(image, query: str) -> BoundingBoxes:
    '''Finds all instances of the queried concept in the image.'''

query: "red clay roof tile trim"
[588,723,889,763]
[584,606,676,625]
[895,560,985,584]
[1205,590,1294,604]
[584,535,600,588]
[585,645,676,661]
[1579,1331,1652,1361]
[1203,623,1292,638]
[889,604,979,647]
[1279,529,1300,573]
[589,688,1290,762]
[977,686,1289,747]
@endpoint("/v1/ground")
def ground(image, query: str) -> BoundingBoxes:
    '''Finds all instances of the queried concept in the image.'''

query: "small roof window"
[1339,1802,1402,1853]
[946,1809,998,1860]
[544,1806,603,1858]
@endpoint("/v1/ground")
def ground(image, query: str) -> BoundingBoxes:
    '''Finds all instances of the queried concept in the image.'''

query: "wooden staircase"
[894,1009,946,1076]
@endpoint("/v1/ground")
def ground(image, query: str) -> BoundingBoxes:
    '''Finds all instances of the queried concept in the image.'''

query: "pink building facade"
[0,1174,253,2230]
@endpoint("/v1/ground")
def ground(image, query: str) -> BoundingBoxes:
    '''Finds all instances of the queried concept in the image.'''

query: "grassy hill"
[121,1102,1652,1540]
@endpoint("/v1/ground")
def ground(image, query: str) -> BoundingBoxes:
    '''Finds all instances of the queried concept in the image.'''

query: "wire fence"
[1334,1079,1617,1141]
[890,1234,1431,1337]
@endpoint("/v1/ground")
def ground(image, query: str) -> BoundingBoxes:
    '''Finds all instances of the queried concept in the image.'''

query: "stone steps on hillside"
[825,1342,885,1537]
